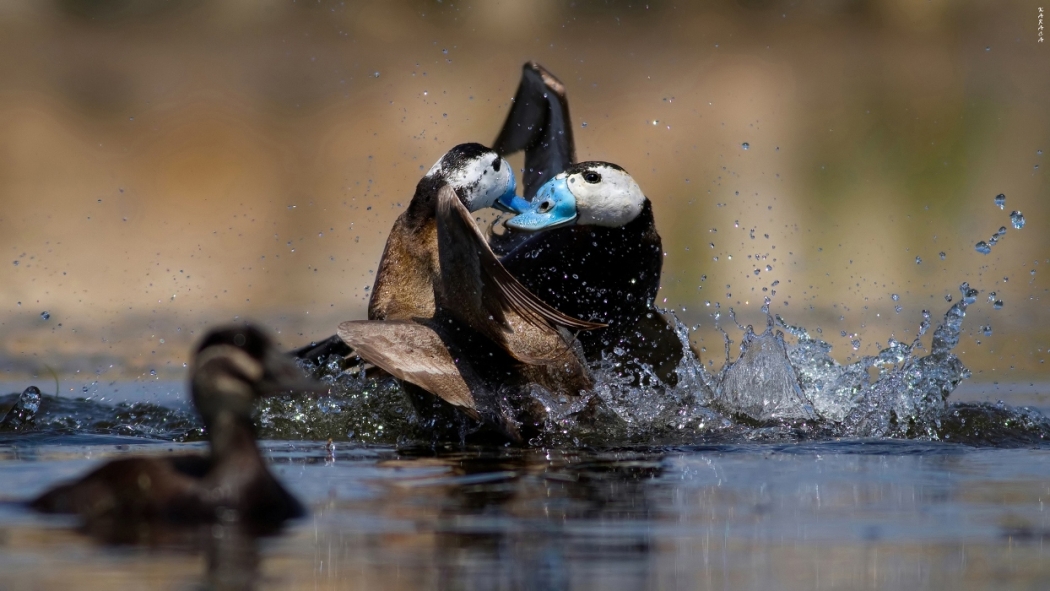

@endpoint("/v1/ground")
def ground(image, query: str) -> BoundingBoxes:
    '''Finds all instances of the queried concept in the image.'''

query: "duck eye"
[491,157,501,172]
[538,200,553,213]
[583,171,601,184]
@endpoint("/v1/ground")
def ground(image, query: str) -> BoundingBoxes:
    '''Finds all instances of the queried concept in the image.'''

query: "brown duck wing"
[337,319,479,417]
[435,185,603,335]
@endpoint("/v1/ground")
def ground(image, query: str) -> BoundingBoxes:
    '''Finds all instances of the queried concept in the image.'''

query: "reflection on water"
[3,438,1050,589]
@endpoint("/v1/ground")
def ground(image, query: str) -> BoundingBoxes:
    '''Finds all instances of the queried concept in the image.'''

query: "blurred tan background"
[0,0,1047,381]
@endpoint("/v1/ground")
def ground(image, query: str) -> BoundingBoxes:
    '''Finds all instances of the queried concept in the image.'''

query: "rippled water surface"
[0,381,1048,590]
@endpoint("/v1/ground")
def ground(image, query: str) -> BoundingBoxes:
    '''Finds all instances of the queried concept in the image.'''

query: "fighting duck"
[338,183,602,443]
[490,63,685,383]
[32,324,321,531]
[500,162,685,382]
[292,143,518,364]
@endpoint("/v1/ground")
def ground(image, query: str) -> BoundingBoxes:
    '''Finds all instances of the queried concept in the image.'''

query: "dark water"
[1,380,1050,590]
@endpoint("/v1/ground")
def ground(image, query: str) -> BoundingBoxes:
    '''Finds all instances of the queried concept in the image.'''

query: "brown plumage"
[367,181,442,322]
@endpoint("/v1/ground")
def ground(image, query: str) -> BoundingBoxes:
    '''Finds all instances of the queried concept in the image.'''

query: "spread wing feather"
[337,320,478,418]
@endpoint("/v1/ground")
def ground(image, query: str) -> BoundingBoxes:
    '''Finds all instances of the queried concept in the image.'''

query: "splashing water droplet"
[975,241,991,255]
[1010,211,1025,229]
[993,300,1004,310]
[994,193,1005,209]
[961,282,978,304]
[891,294,900,301]
[939,251,946,260]
[915,256,922,264]
[981,325,993,336]
[40,311,50,320]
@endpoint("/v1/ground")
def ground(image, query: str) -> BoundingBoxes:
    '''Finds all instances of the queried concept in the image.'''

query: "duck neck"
[205,410,266,473]
[403,175,445,228]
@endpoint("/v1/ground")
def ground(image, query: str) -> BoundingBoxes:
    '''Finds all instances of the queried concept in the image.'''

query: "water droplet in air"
[741,142,750,150]
[981,325,993,336]
[993,300,1004,310]
[891,294,900,301]
[12,260,18,266]
[939,251,946,260]
[915,256,922,264]
[40,311,50,320]
[373,71,380,78]
[975,241,991,254]
[150,369,157,376]
[895,305,902,314]
[1010,211,1025,229]
[581,122,588,128]
[994,193,1005,209]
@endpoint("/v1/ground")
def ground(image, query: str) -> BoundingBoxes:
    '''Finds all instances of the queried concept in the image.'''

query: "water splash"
[1,292,1040,447]
[0,390,201,441]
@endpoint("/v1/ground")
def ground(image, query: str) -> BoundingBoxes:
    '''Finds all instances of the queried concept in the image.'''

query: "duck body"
[31,452,303,527]
[32,325,318,531]
[503,162,686,382]
[502,198,662,331]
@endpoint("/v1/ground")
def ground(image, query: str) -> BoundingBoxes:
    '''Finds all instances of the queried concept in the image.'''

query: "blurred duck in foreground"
[31,324,323,531]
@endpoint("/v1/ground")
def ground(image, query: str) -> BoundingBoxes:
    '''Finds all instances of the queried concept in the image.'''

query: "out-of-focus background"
[0,0,1046,382]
